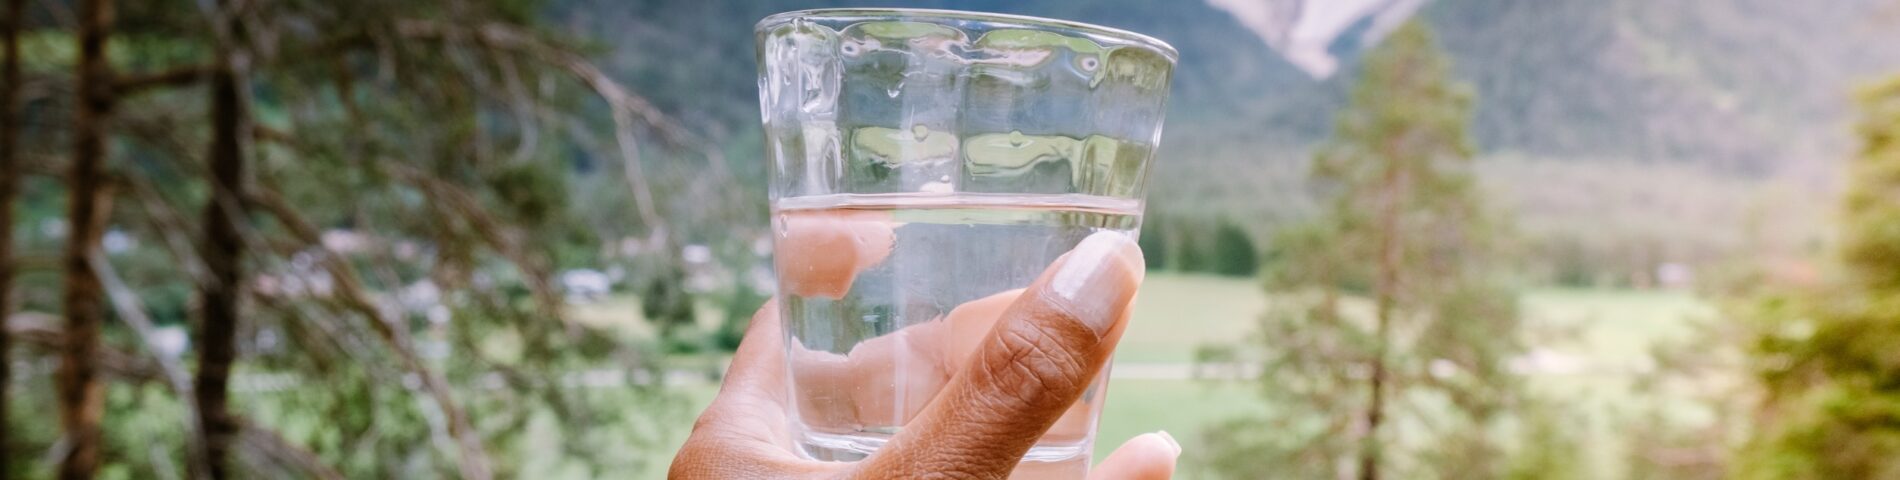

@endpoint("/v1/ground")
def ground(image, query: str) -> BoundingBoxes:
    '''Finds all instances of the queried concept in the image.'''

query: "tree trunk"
[0,0,23,475]
[194,5,248,474]
[59,0,114,478]
[186,0,251,474]
[1359,158,1404,480]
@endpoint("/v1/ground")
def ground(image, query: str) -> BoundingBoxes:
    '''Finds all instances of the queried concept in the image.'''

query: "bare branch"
[247,186,493,480]
[246,125,569,332]
[33,0,73,28]
[121,177,214,286]
[252,124,295,146]
[114,65,213,97]
[6,312,168,385]
[87,248,214,479]
[13,300,342,480]
[236,418,345,480]
[244,291,345,373]
[394,20,684,240]
[2,0,24,474]
[382,163,566,325]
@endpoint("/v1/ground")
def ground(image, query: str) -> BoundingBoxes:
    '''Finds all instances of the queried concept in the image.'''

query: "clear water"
[773,192,1142,464]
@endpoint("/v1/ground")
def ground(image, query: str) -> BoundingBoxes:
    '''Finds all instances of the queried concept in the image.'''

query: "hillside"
[550,0,1900,279]
[559,0,1900,166]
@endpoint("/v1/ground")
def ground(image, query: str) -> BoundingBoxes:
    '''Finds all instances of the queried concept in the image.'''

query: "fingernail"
[1156,430,1182,457]
[1048,231,1144,334]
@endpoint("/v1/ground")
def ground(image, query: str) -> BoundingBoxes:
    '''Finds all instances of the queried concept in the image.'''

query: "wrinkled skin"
[670,212,1177,479]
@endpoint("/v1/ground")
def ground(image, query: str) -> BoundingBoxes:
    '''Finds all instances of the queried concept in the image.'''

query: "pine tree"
[1203,21,1523,480]
[1736,75,1900,480]
[0,0,707,477]
[57,0,116,476]
[193,1,250,476]
[1137,211,1169,270]
[0,0,19,475]
[1210,220,1259,277]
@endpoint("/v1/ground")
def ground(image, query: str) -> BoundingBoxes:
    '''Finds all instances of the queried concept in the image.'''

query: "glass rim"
[755,8,1178,62]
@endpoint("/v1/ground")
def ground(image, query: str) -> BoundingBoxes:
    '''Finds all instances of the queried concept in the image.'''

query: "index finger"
[773,209,895,299]
[853,232,1144,478]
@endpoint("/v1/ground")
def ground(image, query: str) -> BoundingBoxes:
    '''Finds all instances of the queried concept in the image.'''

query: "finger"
[715,299,789,403]
[673,301,843,478]
[945,289,1025,368]
[797,288,1022,430]
[804,320,954,428]
[786,342,859,429]
[770,209,896,430]
[943,289,1106,444]
[855,231,1144,478]
[774,209,895,298]
[683,302,790,447]
[943,289,1124,443]
[791,302,970,435]
[1088,432,1181,480]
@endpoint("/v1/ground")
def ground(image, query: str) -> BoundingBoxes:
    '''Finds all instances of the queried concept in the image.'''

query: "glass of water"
[755,8,1175,471]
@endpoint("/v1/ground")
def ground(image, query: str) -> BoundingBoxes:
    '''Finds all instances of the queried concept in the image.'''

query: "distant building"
[1656,262,1694,289]
[561,269,613,303]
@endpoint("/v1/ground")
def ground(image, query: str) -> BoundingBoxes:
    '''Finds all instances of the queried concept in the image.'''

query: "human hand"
[669,213,1175,479]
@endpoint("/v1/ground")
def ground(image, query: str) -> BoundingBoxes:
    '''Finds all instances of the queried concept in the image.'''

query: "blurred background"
[2,0,1899,478]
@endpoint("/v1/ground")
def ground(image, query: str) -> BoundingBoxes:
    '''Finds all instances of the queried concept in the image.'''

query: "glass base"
[795,430,1093,463]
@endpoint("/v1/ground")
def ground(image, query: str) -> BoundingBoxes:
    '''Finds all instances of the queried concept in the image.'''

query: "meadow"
[603,273,1711,476]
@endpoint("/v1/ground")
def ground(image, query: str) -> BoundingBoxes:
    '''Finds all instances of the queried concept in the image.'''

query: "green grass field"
[1093,379,1258,467]
[1116,274,1269,364]
[623,273,1709,476]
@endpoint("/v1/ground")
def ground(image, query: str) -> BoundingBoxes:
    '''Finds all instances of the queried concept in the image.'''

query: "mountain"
[550,0,1900,277]
[1207,0,1428,78]
[558,0,1900,175]
[1430,0,1900,174]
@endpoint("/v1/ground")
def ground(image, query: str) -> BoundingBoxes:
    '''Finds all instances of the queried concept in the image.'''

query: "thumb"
[854,232,1144,478]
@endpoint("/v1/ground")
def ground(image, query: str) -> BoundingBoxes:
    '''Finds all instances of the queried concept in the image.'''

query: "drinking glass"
[755,8,1175,470]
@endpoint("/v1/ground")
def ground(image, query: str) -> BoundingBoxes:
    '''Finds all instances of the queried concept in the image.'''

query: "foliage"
[0,0,731,477]
[1134,214,1259,277]
[1209,220,1259,277]
[1503,397,1587,480]
[1202,22,1540,479]
[1137,210,1170,270]
[1731,75,1900,480]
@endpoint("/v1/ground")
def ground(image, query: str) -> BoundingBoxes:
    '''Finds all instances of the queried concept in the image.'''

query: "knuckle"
[980,320,1093,411]
[910,460,989,480]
